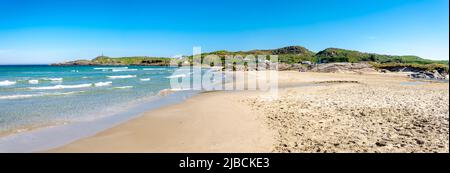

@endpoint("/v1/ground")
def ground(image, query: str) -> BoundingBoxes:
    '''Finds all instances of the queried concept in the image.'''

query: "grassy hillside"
[191,46,317,65]
[199,46,447,66]
[64,46,447,72]
[314,48,448,73]
[316,48,448,65]
[92,56,172,65]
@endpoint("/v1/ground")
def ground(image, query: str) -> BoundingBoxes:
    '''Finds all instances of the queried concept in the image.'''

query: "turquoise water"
[0,65,184,134]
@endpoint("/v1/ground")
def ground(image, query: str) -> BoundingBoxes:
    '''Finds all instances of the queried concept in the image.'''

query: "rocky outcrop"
[311,62,377,73]
[379,66,424,73]
[268,63,309,71]
[409,70,448,80]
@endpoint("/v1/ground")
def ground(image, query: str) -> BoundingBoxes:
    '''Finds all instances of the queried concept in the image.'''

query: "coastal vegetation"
[199,46,448,73]
[52,46,448,73]
[92,56,172,65]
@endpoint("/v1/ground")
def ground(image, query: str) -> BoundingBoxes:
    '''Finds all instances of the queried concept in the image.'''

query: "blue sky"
[0,0,448,64]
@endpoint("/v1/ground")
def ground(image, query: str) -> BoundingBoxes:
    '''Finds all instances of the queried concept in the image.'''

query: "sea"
[0,65,209,138]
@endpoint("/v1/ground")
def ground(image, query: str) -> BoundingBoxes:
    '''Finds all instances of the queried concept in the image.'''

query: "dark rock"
[375,141,387,147]
[415,139,425,145]
[380,69,390,73]
[409,70,448,80]
[277,63,291,71]
[311,62,376,73]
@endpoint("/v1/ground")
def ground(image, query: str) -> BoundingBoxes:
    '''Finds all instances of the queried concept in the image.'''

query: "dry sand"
[50,71,449,153]
[248,72,449,153]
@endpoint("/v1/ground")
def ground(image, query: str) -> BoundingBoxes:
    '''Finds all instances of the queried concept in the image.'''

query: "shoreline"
[49,71,449,153]
[0,88,178,139]
[0,90,200,152]
[50,90,276,152]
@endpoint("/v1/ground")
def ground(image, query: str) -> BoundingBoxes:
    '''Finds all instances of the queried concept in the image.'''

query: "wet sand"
[50,91,274,152]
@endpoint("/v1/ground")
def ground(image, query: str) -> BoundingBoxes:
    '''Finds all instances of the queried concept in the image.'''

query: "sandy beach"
[50,90,275,152]
[50,71,449,153]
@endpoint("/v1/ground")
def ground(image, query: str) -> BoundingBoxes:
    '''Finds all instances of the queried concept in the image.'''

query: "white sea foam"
[143,68,166,71]
[140,78,151,81]
[41,78,63,81]
[94,67,129,72]
[94,67,128,70]
[53,91,84,96]
[107,75,136,79]
[165,74,187,79]
[0,91,84,100]
[112,69,138,72]
[28,80,39,84]
[170,88,190,91]
[0,94,35,99]
[29,84,92,90]
[114,86,134,89]
[0,80,16,86]
[94,81,112,87]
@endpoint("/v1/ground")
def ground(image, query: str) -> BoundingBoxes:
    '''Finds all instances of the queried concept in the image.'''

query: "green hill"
[316,48,448,65]
[198,46,317,64]
[200,46,447,66]
[195,46,448,72]
[53,46,448,73]
[92,56,172,65]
